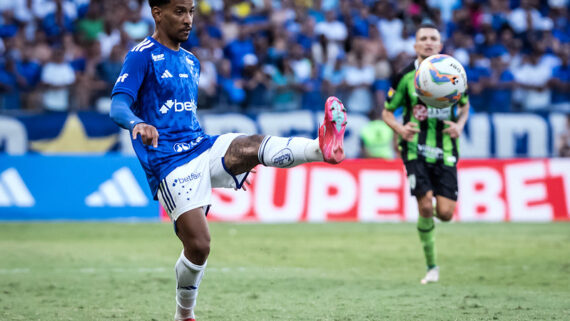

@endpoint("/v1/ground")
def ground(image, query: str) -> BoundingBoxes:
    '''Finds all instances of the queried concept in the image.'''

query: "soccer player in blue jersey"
[109,1,347,320]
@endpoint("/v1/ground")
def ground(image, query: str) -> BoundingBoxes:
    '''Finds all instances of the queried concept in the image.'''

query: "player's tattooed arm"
[132,123,159,148]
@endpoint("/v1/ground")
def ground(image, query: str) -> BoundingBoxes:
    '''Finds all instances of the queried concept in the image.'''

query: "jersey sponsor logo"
[116,73,128,83]
[161,70,173,79]
[173,136,204,152]
[272,148,294,167]
[413,104,428,121]
[175,172,201,185]
[160,99,197,114]
[428,106,451,120]
[179,73,188,78]
[0,168,35,207]
[152,53,164,61]
[417,144,444,160]
[85,167,148,207]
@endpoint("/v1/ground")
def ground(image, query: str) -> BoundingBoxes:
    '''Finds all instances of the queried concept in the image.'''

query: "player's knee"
[437,210,453,222]
[418,201,434,217]
[187,237,210,262]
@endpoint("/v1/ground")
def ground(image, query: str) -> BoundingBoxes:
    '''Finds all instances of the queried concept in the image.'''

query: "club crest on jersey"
[413,104,428,121]
[160,99,197,114]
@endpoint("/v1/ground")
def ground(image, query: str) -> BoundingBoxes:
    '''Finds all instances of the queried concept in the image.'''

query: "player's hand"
[132,123,159,148]
[399,122,420,142]
[442,120,462,138]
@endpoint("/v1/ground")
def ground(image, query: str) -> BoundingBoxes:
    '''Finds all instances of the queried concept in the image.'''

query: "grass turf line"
[0,222,568,321]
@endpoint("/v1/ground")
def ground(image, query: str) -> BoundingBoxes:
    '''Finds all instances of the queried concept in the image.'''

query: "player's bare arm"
[132,123,159,148]
[442,100,470,138]
[382,108,420,142]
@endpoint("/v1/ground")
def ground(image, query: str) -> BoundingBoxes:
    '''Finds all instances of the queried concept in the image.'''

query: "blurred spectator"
[508,0,552,34]
[98,17,121,59]
[40,47,75,112]
[77,2,103,42]
[242,54,268,110]
[513,47,553,111]
[289,43,312,83]
[97,45,125,94]
[41,0,76,41]
[549,44,570,112]
[315,10,347,44]
[197,52,218,110]
[300,63,324,111]
[487,55,515,112]
[224,26,255,78]
[17,46,43,110]
[270,57,299,110]
[322,55,346,101]
[0,54,26,110]
[359,105,395,159]
[122,6,150,42]
[344,50,374,114]
[217,58,245,109]
[464,52,490,112]
[0,10,20,38]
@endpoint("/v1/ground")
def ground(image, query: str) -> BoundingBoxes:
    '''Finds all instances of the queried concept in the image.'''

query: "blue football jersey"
[112,36,217,198]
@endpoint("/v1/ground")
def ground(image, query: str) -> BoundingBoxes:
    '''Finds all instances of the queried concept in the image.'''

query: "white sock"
[258,136,323,168]
[174,252,206,320]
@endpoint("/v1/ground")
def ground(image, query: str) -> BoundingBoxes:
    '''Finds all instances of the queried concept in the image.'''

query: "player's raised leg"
[223,96,348,175]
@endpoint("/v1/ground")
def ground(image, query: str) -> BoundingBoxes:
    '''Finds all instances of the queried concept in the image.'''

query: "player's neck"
[152,31,180,52]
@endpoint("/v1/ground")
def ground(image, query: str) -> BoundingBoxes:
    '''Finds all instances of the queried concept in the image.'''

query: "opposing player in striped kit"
[382,23,470,284]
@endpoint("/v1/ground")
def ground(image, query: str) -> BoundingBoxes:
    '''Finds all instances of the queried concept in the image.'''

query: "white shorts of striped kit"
[158,133,249,221]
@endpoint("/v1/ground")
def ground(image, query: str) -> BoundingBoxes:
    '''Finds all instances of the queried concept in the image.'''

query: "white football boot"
[420,266,439,284]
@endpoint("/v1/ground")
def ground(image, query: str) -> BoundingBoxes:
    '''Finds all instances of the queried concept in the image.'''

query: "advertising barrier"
[0,156,158,220]
[1,156,568,222]
[1,111,568,158]
[193,158,570,223]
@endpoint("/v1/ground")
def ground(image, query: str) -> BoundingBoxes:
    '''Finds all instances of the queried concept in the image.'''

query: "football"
[414,54,468,108]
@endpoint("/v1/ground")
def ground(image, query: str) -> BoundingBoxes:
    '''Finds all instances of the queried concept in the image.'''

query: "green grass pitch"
[1,222,569,320]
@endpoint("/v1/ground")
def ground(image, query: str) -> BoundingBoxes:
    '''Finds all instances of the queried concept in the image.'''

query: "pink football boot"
[319,96,347,164]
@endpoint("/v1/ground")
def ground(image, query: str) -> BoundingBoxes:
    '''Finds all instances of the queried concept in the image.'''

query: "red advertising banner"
[160,159,570,222]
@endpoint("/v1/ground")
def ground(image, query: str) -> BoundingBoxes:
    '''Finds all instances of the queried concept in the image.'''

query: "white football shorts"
[157,133,249,221]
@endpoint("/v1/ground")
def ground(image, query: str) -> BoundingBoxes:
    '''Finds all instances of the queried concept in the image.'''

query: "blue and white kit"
[111,36,248,220]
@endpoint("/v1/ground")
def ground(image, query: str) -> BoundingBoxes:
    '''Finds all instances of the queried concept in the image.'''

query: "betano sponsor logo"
[0,168,35,207]
[159,99,197,114]
[85,167,148,207]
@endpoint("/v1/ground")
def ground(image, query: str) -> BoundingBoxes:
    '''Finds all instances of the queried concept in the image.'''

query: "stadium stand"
[0,0,567,114]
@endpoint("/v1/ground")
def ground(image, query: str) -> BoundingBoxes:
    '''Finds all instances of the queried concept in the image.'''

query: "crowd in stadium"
[0,0,568,115]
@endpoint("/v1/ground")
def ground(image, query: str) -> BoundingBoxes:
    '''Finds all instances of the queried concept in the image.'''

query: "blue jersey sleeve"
[112,50,148,100]
[109,93,143,131]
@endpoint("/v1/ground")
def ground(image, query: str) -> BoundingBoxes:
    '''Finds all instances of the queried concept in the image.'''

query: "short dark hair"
[149,0,170,7]
[416,22,439,32]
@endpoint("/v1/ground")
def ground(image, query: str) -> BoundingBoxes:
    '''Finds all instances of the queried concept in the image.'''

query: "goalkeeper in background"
[382,22,470,284]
